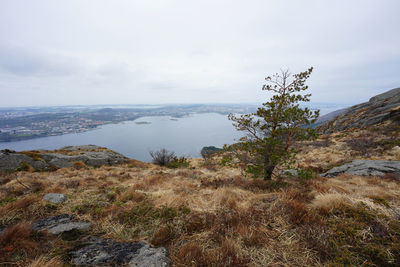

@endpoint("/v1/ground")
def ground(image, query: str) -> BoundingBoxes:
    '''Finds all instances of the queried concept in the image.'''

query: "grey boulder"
[32,214,91,235]
[43,193,67,204]
[70,238,170,266]
[321,160,400,177]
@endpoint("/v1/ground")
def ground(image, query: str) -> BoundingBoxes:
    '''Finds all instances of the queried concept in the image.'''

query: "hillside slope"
[0,141,400,266]
[319,87,400,133]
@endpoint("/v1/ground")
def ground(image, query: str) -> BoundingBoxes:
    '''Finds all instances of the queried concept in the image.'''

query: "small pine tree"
[226,67,319,180]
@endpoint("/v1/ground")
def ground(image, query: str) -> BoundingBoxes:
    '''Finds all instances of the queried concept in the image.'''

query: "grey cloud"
[0,0,399,106]
[0,44,81,76]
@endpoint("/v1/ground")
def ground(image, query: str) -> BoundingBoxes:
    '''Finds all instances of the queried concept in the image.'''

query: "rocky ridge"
[319,87,400,133]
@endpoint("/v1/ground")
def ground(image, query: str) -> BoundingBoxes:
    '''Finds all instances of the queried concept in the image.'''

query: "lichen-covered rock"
[41,149,127,168]
[32,214,91,235]
[0,150,32,170]
[0,145,128,171]
[129,244,170,267]
[43,193,67,204]
[40,153,87,168]
[70,238,170,266]
[321,160,400,177]
[0,150,49,170]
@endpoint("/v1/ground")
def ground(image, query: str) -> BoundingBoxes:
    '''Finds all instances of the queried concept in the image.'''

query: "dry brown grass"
[28,256,63,267]
[0,195,39,218]
[175,241,207,266]
[0,222,52,263]
[297,125,400,172]
[308,174,400,221]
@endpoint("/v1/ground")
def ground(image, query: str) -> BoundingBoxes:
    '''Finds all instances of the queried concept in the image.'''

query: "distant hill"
[319,87,400,133]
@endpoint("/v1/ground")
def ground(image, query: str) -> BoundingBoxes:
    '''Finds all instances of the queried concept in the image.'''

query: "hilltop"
[0,89,400,266]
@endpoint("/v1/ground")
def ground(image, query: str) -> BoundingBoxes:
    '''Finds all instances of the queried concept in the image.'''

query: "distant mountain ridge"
[318,87,400,133]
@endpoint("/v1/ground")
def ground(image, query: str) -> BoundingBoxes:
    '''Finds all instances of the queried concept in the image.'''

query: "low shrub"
[149,149,176,166]
[149,149,190,168]
[167,156,190,169]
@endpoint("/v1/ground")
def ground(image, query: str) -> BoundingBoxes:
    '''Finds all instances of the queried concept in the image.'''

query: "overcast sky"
[0,0,399,107]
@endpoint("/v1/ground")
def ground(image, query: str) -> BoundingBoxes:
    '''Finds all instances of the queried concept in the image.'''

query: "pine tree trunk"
[263,164,275,180]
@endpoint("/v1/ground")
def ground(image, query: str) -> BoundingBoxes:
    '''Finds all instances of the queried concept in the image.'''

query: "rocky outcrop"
[321,160,400,177]
[319,87,400,133]
[32,214,91,235]
[70,238,170,266]
[0,149,49,170]
[0,145,128,171]
[40,150,126,168]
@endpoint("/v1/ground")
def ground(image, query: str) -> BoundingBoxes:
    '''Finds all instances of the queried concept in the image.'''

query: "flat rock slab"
[32,214,91,235]
[43,193,67,203]
[322,160,400,177]
[70,238,170,266]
